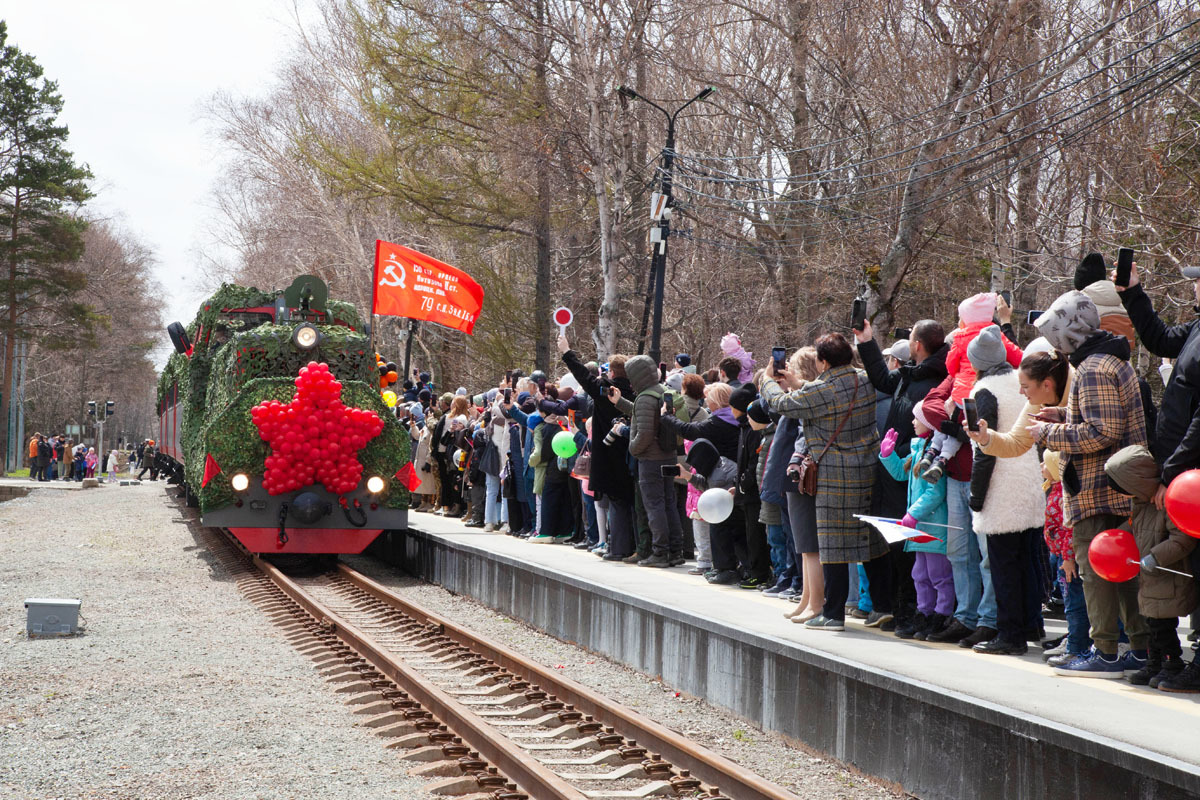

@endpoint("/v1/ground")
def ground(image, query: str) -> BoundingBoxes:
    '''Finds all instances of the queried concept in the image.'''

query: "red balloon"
[1088,529,1140,582]
[1165,470,1200,538]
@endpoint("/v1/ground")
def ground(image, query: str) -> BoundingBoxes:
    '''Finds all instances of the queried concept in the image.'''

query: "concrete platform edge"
[372,528,1200,800]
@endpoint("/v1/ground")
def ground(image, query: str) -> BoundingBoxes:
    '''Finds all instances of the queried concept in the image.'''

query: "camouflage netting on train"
[155,281,409,514]
[197,376,411,512]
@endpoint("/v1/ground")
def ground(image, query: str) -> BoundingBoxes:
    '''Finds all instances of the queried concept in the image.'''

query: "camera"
[603,419,630,447]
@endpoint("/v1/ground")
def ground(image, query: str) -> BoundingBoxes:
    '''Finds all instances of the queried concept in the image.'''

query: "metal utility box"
[24,598,81,636]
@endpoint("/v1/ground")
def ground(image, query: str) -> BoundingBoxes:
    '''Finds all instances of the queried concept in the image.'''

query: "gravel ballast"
[345,549,906,800]
[0,483,435,800]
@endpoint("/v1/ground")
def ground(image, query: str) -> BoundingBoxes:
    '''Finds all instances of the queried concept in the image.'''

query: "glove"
[900,513,918,529]
[939,419,963,438]
[1140,554,1158,573]
[880,428,899,458]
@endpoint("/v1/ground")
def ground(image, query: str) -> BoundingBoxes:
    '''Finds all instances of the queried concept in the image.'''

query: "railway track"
[201,522,804,800]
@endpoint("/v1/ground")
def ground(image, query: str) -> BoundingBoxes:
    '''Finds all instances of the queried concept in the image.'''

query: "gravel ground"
[344,552,909,800]
[0,483,435,800]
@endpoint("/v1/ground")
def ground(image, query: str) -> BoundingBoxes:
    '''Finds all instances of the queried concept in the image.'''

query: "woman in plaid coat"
[763,332,894,631]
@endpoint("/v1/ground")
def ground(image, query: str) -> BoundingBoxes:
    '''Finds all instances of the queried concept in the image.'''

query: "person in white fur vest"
[966,325,1047,656]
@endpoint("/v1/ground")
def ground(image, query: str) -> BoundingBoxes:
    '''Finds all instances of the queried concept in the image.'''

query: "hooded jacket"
[1120,282,1200,484]
[1033,331,1148,526]
[685,438,738,492]
[1106,445,1198,619]
[879,436,948,554]
[622,355,674,461]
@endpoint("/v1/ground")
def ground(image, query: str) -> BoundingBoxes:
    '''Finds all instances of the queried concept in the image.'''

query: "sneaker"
[573,539,594,550]
[686,566,708,576]
[638,554,671,568]
[864,611,894,628]
[927,618,973,644]
[848,607,869,620]
[552,534,575,544]
[803,614,845,631]
[1048,651,1083,668]
[464,520,485,528]
[958,625,998,649]
[779,588,800,601]
[1158,656,1200,693]
[973,637,1028,656]
[738,577,766,590]
[590,543,607,554]
[668,556,687,567]
[528,534,555,543]
[1129,652,1162,687]
[1041,639,1068,661]
[706,569,740,585]
[1053,648,1125,678]
[763,578,790,597]
[482,523,496,532]
[1119,649,1148,678]
[914,452,936,476]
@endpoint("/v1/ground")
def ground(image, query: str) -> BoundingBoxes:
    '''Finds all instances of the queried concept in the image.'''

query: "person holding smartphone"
[961,325,1049,655]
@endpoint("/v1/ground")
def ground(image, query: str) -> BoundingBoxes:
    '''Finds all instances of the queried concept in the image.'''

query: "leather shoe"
[958,625,998,649]
[622,553,643,564]
[927,618,973,643]
[973,638,1028,656]
[603,552,629,561]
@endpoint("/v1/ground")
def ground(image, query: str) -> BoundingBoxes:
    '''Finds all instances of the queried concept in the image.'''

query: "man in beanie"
[1073,252,1108,291]
[1030,289,1150,677]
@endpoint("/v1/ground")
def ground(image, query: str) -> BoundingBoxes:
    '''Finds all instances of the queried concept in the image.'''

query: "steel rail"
[337,562,802,800]
[253,555,588,800]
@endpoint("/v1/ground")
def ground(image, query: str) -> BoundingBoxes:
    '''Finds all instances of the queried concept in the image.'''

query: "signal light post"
[88,399,114,472]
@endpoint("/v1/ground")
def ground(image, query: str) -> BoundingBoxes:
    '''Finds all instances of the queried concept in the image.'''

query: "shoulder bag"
[795,375,861,496]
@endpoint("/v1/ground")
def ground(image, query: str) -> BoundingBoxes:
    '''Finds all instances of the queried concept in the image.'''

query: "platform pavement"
[381,509,1200,799]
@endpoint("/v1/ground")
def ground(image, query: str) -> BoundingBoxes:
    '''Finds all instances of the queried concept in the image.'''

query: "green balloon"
[551,430,578,459]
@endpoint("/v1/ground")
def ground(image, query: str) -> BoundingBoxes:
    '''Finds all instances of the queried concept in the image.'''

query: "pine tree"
[0,21,94,471]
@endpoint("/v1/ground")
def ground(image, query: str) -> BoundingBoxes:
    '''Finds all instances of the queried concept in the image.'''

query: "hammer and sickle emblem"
[379,254,407,289]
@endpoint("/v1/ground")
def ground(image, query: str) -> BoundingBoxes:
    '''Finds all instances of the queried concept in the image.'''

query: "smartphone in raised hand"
[772,347,787,372]
[1027,310,1043,325]
[663,391,675,415]
[660,463,680,478]
[851,298,867,332]
[1116,248,1134,288]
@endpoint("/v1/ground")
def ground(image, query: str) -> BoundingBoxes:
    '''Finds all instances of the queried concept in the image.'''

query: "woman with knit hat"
[962,326,1047,655]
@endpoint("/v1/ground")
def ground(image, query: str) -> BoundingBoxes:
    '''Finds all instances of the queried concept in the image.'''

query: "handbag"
[572,441,592,479]
[796,376,861,496]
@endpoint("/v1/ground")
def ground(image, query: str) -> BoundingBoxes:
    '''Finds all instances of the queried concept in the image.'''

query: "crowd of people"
[24,433,157,482]
[403,255,1199,694]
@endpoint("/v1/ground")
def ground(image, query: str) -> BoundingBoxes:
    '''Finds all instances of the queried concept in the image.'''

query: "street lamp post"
[619,85,714,365]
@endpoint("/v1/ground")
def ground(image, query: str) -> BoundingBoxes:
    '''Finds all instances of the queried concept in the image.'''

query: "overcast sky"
[4,2,312,359]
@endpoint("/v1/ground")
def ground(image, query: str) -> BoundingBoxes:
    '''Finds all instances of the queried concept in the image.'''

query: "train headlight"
[231,473,250,492]
[292,323,320,350]
[366,476,385,494]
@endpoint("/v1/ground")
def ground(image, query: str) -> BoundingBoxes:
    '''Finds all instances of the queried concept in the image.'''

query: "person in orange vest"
[28,433,41,480]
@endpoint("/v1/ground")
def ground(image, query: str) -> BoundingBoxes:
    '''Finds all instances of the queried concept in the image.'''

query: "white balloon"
[697,487,734,524]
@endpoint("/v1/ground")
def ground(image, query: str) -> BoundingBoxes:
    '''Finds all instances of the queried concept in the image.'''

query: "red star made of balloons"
[250,361,385,496]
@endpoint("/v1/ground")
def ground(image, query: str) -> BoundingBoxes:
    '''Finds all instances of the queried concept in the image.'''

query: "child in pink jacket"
[918,293,1022,483]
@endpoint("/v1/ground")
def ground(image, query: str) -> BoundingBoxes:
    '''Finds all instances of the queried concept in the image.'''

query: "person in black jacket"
[557,334,636,560]
[730,383,771,588]
[855,318,948,630]
[1118,263,1200,499]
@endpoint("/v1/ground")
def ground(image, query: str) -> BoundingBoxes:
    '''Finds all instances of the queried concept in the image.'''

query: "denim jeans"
[975,529,999,630]
[1052,555,1092,655]
[584,493,599,545]
[945,478,984,629]
[692,519,713,569]
[484,473,507,526]
[766,523,791,577]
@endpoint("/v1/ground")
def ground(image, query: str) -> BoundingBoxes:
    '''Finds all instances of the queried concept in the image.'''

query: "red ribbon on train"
[371,240,484,334]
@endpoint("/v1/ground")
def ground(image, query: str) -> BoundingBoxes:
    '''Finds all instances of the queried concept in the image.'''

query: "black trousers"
[890,541,917,624]
[710,504,747,572]
[540,480,573,537]
[823,550,894,621]
[987,528,1044,644]
[742,498,771,580]
[568,476,584,540]
[1149,616,1182,658]
[604,497,636,557]
[506,497,526,532]
[437,458,461,508]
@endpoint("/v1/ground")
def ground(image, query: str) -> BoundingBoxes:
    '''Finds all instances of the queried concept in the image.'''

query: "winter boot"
[1151,654,1186,689]
[915,613,947,641]
[1157,652,1200,693]
[896,612,927,640]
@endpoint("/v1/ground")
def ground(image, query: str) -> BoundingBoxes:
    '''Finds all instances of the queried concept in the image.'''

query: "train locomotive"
[156,275,409,553]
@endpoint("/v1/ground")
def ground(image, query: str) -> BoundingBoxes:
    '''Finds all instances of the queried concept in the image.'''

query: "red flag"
[372,240,484,334]
[395,461,421,492]
[202,453,221,488]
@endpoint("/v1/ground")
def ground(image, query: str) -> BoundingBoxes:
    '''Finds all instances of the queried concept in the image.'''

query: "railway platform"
[372,513,1200,800]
